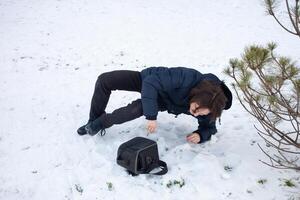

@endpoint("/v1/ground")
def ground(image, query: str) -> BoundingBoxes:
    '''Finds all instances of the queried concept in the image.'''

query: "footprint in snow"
[38,67,48,71]
[223,153,242,170]
[233,125,243,130]
[162,125,173,131]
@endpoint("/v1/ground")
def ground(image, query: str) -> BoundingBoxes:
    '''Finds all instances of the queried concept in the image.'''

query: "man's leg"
[99,99,143,128]
[84,98,166,136]
[89,70,142,122]
[78,70,141,135]
[99,98,168,128]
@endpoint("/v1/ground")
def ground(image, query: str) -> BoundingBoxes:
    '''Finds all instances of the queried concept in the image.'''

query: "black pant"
[88,70,144,128]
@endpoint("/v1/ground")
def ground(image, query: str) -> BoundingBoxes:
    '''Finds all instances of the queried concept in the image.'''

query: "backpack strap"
[150,160,168,175]
[136,160,168,175]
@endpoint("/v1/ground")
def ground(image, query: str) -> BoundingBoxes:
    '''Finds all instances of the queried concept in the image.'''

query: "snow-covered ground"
[0,0,299,199]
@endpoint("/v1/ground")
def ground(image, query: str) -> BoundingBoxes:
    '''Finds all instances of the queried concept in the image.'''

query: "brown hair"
[189,80,227,120]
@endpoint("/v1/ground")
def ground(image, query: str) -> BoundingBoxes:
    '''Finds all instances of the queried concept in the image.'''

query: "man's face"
[189,102,210,117]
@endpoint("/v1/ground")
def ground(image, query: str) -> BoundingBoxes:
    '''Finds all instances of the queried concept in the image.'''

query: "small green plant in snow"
[258,179,267,185]
[166,178,185,188]
[106,182,114,191]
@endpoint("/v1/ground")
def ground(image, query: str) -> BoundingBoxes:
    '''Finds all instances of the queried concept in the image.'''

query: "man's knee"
[96,72,113,90]
[130,99,143,116]
[97,72,110,83]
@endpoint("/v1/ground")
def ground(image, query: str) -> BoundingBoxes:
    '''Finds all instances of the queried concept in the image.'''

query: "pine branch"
[258,144,300,170]
[286,0,300,37]
[264,0,299,36]
[225,43,300,170]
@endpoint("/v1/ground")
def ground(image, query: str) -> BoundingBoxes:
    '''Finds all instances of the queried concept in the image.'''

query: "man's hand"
[186,133,201,144]
[147,120,157,134]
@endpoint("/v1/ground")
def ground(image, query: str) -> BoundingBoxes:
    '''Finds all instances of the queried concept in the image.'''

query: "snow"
[0,0,299,199]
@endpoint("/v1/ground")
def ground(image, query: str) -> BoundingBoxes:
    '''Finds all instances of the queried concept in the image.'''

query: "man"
[77,67,232,144]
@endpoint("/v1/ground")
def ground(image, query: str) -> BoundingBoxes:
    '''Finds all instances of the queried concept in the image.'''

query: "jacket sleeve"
[141,75,166,120]
[193,116,217,143]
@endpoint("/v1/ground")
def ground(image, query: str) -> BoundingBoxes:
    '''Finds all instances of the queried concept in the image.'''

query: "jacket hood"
[220,82,232,110]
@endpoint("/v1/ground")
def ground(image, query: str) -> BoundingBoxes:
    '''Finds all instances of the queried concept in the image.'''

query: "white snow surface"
[0,0,300,199]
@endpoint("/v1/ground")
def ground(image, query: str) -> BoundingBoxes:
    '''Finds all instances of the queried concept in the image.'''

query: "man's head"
[189,102,211,117]
[189,80,227,119]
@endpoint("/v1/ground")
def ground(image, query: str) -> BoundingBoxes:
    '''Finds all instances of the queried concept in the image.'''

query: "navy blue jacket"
[140,67,232,143]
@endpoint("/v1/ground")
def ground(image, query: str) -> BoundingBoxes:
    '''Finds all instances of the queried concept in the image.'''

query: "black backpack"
[117,137,168,176]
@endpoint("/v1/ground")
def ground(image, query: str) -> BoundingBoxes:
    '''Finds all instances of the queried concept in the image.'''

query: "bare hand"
[186,133,201,144]
[147,120,157,134]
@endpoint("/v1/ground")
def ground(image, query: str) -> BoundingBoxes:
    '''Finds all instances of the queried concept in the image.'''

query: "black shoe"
[77,124,88,135]
[85,118,106,136]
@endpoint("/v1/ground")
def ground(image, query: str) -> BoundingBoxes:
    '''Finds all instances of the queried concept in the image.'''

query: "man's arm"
[141,75,165,120]
[193,116,217,143]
